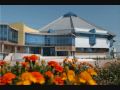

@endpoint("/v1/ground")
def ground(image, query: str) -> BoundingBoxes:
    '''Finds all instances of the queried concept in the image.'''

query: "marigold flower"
[53,76,64,85]
[48,61,59,67]
[1,72,16,84]
[21,62,29,67]
[45,71,54,78]
[61,72,67,81]
[80,71,92,81]
[31,72,45,84]
[79,78,86,84]
[22,80,31,85]
[79,71,97,85]
[23,56,30,61]
[88,79,97,85]
[67,70,76,82]
[0,61,6,66]
[29,55,39,62]
[21,72,36,83]
[55,65,63,73]
[87,68,97,76]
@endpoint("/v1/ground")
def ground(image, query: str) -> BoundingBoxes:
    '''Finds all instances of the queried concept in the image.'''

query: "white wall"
[75,37,110,48]
[75,28,107,34]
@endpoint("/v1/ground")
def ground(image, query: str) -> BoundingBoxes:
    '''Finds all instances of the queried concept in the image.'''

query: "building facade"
[0,12,115,58]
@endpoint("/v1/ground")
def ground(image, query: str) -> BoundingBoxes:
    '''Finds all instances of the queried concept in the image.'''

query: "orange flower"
[87,68,97,76]
[0,61,6,66]
[79,71,97,85]
[61,72,67,81]
[88,79,97,85]
[67,70,76,82]
[21,62,29,67]
[31,72,45,84]
[48,61,59,67]
[20,72,36,83]
[29,55,39,62]
[45,71,54,78]
[23,56,30,61]
[55,65,63,73]
[53,76,64,85]
[80,71,92,81]
[1,72,16,84]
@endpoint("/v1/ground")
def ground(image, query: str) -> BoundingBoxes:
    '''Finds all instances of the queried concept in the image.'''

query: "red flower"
[55,65,63,73]
[45,71,54,78]
[21,62,28,67]
[31,72,45,84]
[0,61,6,66]
[1,72,16,85]
[29,55,39,62]
[53,76,64,85]
[23,56,30,61]
[48,61,59,67]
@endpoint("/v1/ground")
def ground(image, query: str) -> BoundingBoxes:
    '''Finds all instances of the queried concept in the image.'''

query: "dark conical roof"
[63,12,77,17]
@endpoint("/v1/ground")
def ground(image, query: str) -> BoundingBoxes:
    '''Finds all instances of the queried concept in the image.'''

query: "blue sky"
[0,5,120,49]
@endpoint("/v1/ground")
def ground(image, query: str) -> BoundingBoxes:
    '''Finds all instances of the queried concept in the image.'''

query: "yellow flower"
[79,71,97,85]
[87,68,97,76]
[16,81,23,85]
[88,79,97,85]
[38,78,45,84]
[21,72,36,83]
[80,71,92,81]
[61,72,67,81]
[67,70,76,82]
[22,80,31,85]
[79,78,86,84]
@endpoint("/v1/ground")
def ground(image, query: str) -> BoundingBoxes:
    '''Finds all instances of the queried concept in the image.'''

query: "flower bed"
[0,54,120,85]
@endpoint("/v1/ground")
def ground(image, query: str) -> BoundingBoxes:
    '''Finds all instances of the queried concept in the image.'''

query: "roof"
[39,12,111,35]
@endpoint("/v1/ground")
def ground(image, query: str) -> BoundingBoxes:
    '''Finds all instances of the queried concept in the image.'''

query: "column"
[55,51,57,56]
[26,47,30,53]
[41,47,43,56]
[1,43,4,53]
[15,46,17,53]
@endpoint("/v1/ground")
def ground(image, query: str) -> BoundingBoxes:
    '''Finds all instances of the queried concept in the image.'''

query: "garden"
[0,54,120,85]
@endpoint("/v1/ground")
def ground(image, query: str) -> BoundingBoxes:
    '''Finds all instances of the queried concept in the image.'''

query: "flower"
[55,65,63,73]
[20,72,36,84]
[79,71,97,85]
[23,56,30,61]
[29,55,39,62]
[53,76,64,85]
[61,72,67,81]
[88,79,97,85]
[67,70,76,82]
[0,61,6,66]
[48,61,59,67]
[87,68,97,76]
[21,62,29,67]
[80,71,92,81]
[31,72,45,84]
[79,78,86,84]
[1,72,16,85]
[45,71,54,78]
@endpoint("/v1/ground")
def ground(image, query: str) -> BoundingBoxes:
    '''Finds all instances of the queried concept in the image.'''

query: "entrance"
[43,47,55,56]
[30,47,41,54]
[57,51,68,56]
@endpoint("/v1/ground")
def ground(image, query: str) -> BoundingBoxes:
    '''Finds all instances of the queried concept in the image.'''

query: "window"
[89,29,96,46]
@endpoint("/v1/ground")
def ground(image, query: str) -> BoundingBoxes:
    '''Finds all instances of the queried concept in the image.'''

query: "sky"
[0,5,120,50]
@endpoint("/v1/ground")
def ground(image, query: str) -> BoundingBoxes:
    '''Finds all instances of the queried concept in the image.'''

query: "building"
[0,12,115,58]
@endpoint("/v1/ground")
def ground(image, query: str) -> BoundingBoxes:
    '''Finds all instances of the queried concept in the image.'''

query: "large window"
[8,27,18,43]
[25,33,75,46]
[0,25,8,41]
[0,25,18,43]
[25,33,45,45]
[89,29,96,46]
